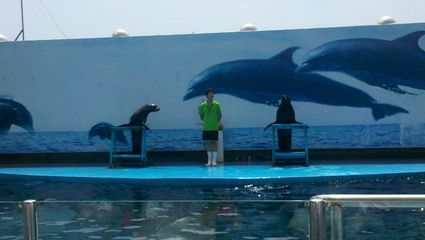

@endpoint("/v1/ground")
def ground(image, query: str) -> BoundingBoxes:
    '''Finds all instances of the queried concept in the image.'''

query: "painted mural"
[1,23,425,152]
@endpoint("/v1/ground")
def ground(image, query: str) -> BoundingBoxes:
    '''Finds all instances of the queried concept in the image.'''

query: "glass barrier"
[6,196,425,239]
[310,194,425,240]
[336,206,425,239]
[0,201,24,239]
[35,200,308,239]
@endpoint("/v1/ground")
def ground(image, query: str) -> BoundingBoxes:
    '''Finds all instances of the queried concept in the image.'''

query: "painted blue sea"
[0,123,424,153]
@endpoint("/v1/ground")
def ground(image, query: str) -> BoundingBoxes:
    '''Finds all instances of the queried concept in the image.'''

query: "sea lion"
[0,98,34,134]
[264,95,298,152]
[120,103,160,153]
[88,122,128,144]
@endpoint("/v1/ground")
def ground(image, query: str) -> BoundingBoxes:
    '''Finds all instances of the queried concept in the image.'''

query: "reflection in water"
[35,201,307,239]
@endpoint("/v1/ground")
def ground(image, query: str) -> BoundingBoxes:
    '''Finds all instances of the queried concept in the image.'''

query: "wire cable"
[36,0,68,39]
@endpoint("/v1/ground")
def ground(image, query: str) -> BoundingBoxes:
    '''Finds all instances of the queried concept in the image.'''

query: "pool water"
[1,173,425,201]
[1,173,425,239]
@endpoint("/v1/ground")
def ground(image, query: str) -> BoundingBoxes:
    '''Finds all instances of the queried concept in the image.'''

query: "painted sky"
[1,0,425,41]
[1,23,425,131]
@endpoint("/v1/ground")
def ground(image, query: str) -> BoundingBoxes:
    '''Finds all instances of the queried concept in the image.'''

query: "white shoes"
[205,152,218,166]
[205,160,218,167]
[206,158,212,166]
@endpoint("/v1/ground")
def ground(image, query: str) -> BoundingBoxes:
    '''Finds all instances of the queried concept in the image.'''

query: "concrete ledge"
[1,148,425,165]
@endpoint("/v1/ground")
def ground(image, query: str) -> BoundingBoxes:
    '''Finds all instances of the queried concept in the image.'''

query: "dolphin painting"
[183,47,408,121]
[297,31,425,95]
[88,122,128,144]
[184,47,303,106]
[0,98,34,134]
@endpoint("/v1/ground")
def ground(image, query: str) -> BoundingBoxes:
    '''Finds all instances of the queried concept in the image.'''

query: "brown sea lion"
[120,103,160,153]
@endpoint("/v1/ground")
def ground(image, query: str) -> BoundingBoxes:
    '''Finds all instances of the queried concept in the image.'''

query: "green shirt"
[199,100,221,131]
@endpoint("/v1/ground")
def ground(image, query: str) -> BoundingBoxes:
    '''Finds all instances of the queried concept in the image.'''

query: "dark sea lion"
[88,122,128,144]
[264,95,298,152]
[120,103,160,153]
[0,98,34,134]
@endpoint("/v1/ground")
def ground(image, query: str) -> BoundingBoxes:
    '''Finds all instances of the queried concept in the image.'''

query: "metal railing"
[109,126,147,168]
[21,200,38,240]
[271,124,309,166]
[10,195,425,239]
[309,194,425,240]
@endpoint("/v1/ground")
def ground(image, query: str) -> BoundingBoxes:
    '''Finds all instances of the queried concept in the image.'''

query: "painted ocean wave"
[0,124,424,153]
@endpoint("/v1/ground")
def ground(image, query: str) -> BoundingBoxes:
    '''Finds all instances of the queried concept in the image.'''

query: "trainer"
[198,88,222,166]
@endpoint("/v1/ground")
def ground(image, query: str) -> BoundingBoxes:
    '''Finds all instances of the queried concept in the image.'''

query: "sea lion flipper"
[264,122,275,131]
[142,123,151,131]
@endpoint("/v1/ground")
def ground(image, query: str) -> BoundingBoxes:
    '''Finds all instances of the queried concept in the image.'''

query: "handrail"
[271,123,310,129]
[109,126,147,168]
[21,200,38,240]
[110,126,146,130]
[310,194,425,240]
[312,194,425,201]
[271,123,309,166]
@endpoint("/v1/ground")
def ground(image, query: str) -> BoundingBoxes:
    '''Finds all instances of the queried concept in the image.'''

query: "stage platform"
[1,163,425,186]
